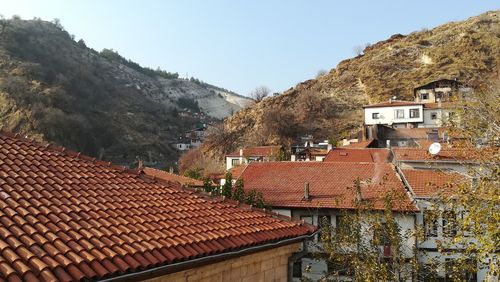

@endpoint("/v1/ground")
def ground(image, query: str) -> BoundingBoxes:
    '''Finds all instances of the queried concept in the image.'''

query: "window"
[421,93,429,100]
[372,113,380,119]
[424,211,438,237]
[442,211,457,237]
[335,215,347,232]
[318,215,332,240]
[445,259,477,282]
[394,109,404,119]
[410,108,420,118]
[231,159,240,166]
[292,260,302,278]
[436,92,443,99]
[300,215,313,224]
[431,112,438,120]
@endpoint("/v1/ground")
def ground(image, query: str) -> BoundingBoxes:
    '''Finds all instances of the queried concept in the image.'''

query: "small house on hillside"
[363,100,424,128]
[225,146,284,170]
[414,78,471,103]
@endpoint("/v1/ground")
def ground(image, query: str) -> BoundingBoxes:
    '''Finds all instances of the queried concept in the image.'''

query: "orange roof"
[238,162,417,212]
[392,148,477,162]
[324,148,391,163]
[143,167,204,186]
[0,132,314,281]
[401,169,468,198]
[228,164,248,179]
[343,139,376,148]
[226,146,282,157]
[363,101,423,108]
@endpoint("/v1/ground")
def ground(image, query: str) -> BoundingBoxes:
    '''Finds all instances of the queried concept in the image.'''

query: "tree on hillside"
[250,86,270,102]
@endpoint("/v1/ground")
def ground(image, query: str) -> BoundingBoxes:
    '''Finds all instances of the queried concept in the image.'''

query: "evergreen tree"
[222,172,232,198]
[232,179,245,202]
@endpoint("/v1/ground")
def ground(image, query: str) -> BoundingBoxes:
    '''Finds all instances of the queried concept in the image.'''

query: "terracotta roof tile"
[324,148,391,163]
[226,146,282,157]
[238,162,417,212]
[392,147,483,161]
[0,132,314,281]
[142,167,204,186]
[401,169,468,198]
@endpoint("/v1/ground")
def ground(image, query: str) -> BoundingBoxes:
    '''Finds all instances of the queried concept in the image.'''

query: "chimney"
[137,159,144,170]
[438,98,442,108]
[169,167,174,174]
[239,148,243,157]
[304,182,310,200]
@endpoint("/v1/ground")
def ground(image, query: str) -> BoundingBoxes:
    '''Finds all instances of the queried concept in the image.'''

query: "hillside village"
[0,8,498,282]
[216,78,496,281]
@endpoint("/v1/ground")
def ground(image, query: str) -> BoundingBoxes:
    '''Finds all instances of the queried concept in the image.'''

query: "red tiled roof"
[226,146,282,157]
[401,169,468,198]
[143,167,204,186]
[229,164,248,179]
[0,132,314,281]
[392,148,477,162]
[324,148,391,163]
[363,101,423,108]
[343,139,376,148]
[238,162,417,212]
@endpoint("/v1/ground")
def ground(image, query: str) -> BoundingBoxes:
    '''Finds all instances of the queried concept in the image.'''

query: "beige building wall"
[144,243,300,282]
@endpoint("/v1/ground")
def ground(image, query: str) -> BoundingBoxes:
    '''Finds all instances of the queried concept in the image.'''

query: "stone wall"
[144,243,300,282]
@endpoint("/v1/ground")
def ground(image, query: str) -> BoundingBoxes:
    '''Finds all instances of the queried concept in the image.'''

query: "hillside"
[216,11,500,153]
[0,17,252,166]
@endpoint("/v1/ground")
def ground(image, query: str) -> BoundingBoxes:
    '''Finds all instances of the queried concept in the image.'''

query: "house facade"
[225,146,283,170]
[237,162,418,281]
[363,101,424,128]
[399,169,487,281]
[414,79,471,103]
[0,131,316,282]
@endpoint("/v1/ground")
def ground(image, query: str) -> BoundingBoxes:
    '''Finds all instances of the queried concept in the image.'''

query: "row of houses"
[222,145,486,281]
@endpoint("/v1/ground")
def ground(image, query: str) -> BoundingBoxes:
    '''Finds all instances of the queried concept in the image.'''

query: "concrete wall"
[364,105,423,126]
[144,243,300,282]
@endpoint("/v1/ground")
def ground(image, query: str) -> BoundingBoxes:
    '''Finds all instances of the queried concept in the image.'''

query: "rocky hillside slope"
[219,11,500,151]
[0,17,251,166]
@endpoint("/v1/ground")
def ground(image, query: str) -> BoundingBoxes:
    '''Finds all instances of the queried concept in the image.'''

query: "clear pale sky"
[1,1,498,96]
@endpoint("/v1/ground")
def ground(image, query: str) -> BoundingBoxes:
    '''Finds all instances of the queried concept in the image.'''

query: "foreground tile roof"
[0,132,314,281]
[143,167,204,186]
[238,162,417,212]
[324,148,391,163]
[401,169,468,198]
[226,146,282,157]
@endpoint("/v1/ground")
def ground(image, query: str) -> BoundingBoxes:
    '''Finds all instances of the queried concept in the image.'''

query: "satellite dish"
[428,142,442,155]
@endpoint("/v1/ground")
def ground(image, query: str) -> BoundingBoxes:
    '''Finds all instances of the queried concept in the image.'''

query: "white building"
[236,161,418,281]
[399,168,486,281]
[225,146,283,170]
[363,101,424,128]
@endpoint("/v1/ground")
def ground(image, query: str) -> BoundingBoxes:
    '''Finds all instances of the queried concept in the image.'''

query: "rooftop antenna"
[428,142,442,155]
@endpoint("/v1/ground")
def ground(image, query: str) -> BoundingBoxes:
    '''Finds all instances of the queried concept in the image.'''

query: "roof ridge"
[0,130,140,176]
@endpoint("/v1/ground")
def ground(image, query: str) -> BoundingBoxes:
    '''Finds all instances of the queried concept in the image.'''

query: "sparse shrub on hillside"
[249,86,270,102]
[176,97,200,112]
